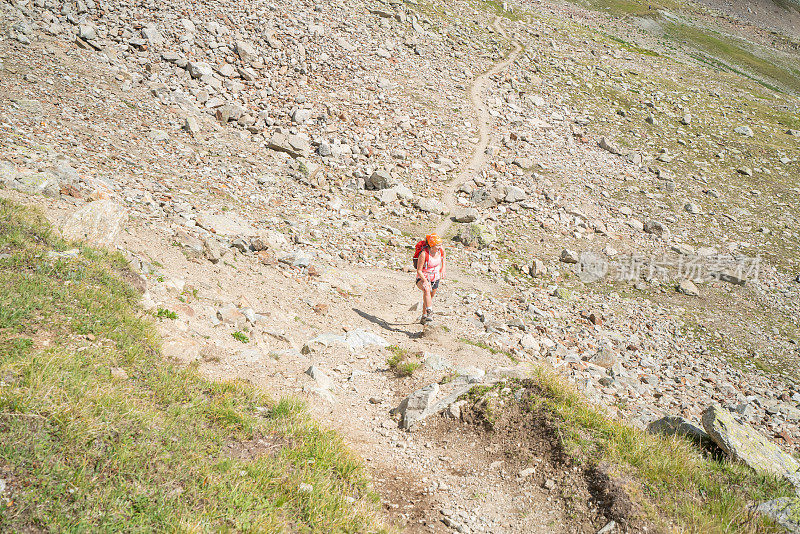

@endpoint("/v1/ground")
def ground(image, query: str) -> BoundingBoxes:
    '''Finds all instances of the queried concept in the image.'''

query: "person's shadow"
[352,308,421,339]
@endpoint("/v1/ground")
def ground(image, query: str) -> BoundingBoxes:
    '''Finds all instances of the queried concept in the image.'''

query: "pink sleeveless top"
[422,250,442,282]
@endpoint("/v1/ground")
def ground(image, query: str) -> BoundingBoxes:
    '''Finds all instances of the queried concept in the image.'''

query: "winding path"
[435,17,523,237]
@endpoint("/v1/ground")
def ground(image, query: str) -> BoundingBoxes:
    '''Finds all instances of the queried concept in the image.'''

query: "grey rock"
[267,132,311,158]
[78,23,96,41]
[305,365,333,390]
[396,383,440,430]
[647,415,719,450]
[643,220,670,238]
[504,185,527,203]
[184,116,201,136]
[11,172,60,197]
[456,223,495,248]
[734,125,754,137]
[453,207,479,223]
[142,25,164,45]
[61,200,127,247]
[234,40,257,63]
[187,61,214,79]
[756,497,800,532]
[414,197,448,215]
[366,169,396,190]
[292,108,312,124]
[677,279,699,296]
[560,249,579,264]
[702,404,800,487]
[684,202,701,215]
[598,136,621,155]
[202,236,222,263]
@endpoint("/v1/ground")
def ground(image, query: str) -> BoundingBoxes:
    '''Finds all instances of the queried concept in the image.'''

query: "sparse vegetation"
[232,330,250,343]
[0,199,386,532]
[155,307,178,320]
[386,345,421,377]
[470,371,795,532]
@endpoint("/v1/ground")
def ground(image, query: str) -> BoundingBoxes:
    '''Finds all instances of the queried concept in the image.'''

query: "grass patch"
[385,345,420,377]
[155,307,177,320]
[0,199,386,532]
[666,22,800,94]
[502,370,795,531]
[458,337,518,362]
[232,330,250,343]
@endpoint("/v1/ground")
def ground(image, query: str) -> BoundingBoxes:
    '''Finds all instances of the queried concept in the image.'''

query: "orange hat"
[426,234,442,247]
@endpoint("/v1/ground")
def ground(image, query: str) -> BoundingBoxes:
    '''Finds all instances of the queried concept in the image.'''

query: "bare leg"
[417,280,432,311]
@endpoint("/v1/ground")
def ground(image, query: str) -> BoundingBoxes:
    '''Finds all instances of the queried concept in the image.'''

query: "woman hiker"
[415,233,446,324]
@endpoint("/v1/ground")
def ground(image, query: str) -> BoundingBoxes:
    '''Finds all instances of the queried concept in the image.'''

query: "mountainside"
[1,0,799,530]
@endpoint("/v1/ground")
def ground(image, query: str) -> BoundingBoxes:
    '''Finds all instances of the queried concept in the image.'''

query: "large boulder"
[647,415,719,451]
[702,404,800,487]
[456,223,495,248]
[61,199,127,247]
[756,497,800,532]
[11,172,60,197]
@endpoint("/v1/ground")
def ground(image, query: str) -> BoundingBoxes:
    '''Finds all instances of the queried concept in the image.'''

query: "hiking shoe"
[419,314,430,325]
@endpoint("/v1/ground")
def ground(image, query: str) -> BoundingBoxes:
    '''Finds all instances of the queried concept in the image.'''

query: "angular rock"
[366,169,396,190]
[453,207,478,223]
[187,61,214,79]
[644,220,670,239]
[305,365,333,390]
[702,404,800,487]
[504,185,527,203]
[61,200,127,247]
[598,136,621,155]
[560,249,579,264]
[647,415,719,451]
[234,40,257,63]
[267,132,311,158]
[11,172,61,197]
[756,497,800,532]
[396,383,439,430]
[734,125,754,137]
[677,279,699,296]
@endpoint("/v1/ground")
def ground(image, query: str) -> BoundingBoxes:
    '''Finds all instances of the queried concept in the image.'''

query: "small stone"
[677,279,699,296]
[453,207,478,223]
[560,249,579,264]
[684,202,701,215]
[734,125,754,137]
[110,367,129,380]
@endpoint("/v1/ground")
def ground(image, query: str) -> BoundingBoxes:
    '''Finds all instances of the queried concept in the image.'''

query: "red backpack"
[412,239,444,269]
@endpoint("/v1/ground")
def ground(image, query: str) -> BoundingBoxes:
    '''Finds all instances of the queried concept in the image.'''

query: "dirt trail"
[435,17,523,238]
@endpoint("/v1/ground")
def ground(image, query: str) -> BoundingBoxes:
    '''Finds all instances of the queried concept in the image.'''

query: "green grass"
[493,370,795,532]
[385,345,420,377]
[458,337,518,363]
[155,307,178,320]
[232,331,250,343]
[0,199,386,532]
[665,22,800,94]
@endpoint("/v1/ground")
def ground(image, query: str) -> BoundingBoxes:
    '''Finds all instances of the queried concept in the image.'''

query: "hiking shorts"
[416,278,440,291]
